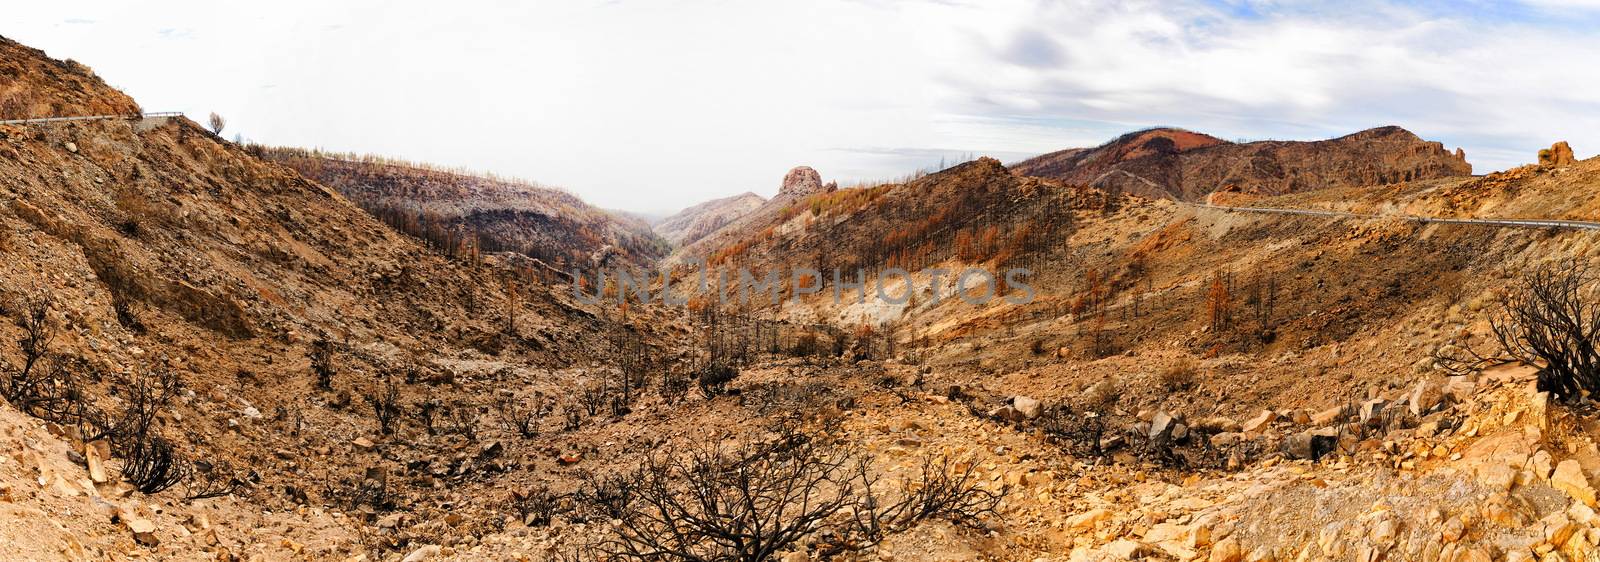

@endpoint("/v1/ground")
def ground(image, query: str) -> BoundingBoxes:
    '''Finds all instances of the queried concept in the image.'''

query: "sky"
[7,0,1600,214]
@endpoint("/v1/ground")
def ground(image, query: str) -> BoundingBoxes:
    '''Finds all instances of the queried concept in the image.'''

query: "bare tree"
[208,112,226,135]
[603,435,856,562]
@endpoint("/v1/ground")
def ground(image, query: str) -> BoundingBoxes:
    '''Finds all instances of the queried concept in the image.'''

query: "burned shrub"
[603,436,855,562]
[511,484,571,527]
[1438,259,1600,401]
[846,455,1006,548]
[365,376,402,436]
[495,394,550,439]
[1159,360,1197,391]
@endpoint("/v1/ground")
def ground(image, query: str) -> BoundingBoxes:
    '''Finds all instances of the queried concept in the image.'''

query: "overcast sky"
[8,1,1600,214]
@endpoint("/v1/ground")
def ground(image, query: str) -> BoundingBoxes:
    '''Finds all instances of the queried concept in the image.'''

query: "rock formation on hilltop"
[1013,126,1473,200]
[654,191,766,247]
[1540,141,1577,167]
[668,165,837,263]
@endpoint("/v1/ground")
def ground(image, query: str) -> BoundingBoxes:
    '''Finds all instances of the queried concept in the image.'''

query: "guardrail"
[0,112,184,126]
[1190,203,1600,231]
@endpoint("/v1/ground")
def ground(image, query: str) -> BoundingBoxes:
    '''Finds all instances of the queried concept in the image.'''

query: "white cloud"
[6,1,1598,212]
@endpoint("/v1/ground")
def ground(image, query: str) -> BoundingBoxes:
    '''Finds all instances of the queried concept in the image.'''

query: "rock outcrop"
[1540,141,1577,167]
[1013,126,1474,201]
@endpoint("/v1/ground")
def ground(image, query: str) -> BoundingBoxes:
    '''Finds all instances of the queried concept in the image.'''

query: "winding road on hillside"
[1190,203,1600,231]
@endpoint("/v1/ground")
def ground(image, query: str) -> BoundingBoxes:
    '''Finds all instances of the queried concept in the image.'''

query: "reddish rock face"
[1013,126,1473,201]
[778,166,825,199]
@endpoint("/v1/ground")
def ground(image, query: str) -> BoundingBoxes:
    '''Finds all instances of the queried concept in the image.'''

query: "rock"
[1530,450,1556,482]
[0,483,11,502]
[1286,429,1338,460]
[1371,515,1398,544]
[1291,410,1312,425]
[990,405,1026,423]
[1172,423,1190,441]
[1210,537,1242,562]
[1012,396,1042,419]
[1359,399,1386,426]
[1150,411,1178,439]
[64,141,77,153]
[1540,142,1577,167]
[1196,416,1241,433]
[1553,460,1597,507]
[1410,379,1444,416]
[1542,512,1576,547]
[352,437,375,451]
[85,441,109,484]
[126,518,159,547]
[1531,391,1551,429]
[377,513,405,528]
[480,441,504,459]
[242,406,262,419]
[1243,410,1278,434]
[1068,508,1112,530]
[1441,516,1465,543]
[1478,463,1519,492]
[1311,405,1346,426]
[778,166,826,199]
[1443,377,1477,401]
[401,545,442,562]
[1245,546,1274,562]
[558,452,583,465]
[1104,539,1151,559]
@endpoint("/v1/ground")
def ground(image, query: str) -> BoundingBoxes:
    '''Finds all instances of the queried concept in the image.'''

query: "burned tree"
[366,375,402,436]
[1439,260,1600,400]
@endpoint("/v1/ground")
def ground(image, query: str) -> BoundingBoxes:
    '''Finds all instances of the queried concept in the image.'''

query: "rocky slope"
[1013,126,1473,201]
[263,148,669,270]
[653,191,765,247]
[0,37,141,120]
[667,165,836,264]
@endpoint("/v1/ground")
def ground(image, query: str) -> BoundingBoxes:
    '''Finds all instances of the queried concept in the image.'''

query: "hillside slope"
[264,148,669,270]
[654,191,765,246]
[1013,126,1473,201]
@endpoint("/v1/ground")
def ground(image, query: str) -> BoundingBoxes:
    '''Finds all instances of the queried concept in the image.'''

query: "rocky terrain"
[9,31,1600,562]
[653,191,765,247]
[1012,126,1473,201]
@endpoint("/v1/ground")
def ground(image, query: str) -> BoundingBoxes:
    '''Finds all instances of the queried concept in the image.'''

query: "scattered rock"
[85,441,109,484]
[352,437,375,451]
[1410,379,1443,416]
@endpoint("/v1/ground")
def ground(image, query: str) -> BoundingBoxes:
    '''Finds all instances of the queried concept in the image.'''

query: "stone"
[402,545,443,562]
[1291,410,1312,425]
[1372,515,1398,544]
[1530,450,1556,482]
[1543,512,1576,547]
[1150,411,1178,439]
[1410,379,1444,416]
[352,437,375,451]
[1359,399,1386,426]
[1210,537,1242,562]
[1196,416,1242,433]
[1104,539,1151,559]
[377,513,405,528]
[1210,432,1241,448]
[1311,406,1346,426]
[990,406,1026,423]
[1531,391,1551,429]
[1245,546,1273,562]
[1285,429,1337,460]
[1441,516,1465,543]
[126,518,159,547]
[1443,377,1476,401]
[1478,463,1518,492]
[1068,508,1112,530]
[64,141,78,153]
[1553,460,1597,507]
[1243,410,1278,434]
[1012,396,1042,419]
[85,442,109,484]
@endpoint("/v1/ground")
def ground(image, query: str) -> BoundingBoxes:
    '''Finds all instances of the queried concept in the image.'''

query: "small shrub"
[1159,360,1197,391]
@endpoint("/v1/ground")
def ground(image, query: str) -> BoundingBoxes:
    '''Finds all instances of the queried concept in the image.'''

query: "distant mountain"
[1012,126,1472,201]
[655,192,766,246]
[263,149,669,269]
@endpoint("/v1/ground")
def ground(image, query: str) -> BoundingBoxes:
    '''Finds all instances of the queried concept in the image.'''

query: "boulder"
[402,545,443,562]
[1410,379,1444,416]
[1150,411,1178,439]
[1210,537,1242,562]
[1286,429,1339,460]
[1011,396,1042,419]
[1359,399,1386,426]
[1067,508,1112,530]
[85,441,110,484]
[1530,450,1555,482]
[1553,460,1597,507]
